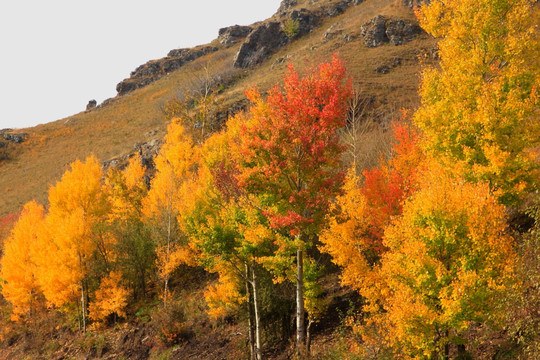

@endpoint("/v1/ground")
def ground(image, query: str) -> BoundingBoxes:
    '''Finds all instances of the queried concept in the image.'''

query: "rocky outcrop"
[277,0,298,16]
[103,138,162,172]
[234,8,322,68]
[86,99,97,110]
[218,25,253,46]
[233,22,289,68]
[2,132,28,144]
[402,0,430,9]
[361,15,423,47]
[116,46,219,96]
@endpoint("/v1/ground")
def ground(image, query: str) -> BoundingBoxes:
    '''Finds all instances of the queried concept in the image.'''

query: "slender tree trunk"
[251,260,263,360]
[80,281,86,333]
[296,247,305,356]
[306,318,314,356]
[245,263,256,360]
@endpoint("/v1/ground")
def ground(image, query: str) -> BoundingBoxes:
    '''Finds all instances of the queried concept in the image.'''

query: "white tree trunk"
[296,247,305,356]
[245,263,256,360]
[251,261,263,360]
[81,281,86,333]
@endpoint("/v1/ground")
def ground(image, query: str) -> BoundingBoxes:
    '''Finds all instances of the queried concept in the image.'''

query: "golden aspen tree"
[414,0,540,205]
[0,201,44,320]
[105,155,154,299]
[379,163,515,358]
[35,155,106,332]
[143,121,199,305]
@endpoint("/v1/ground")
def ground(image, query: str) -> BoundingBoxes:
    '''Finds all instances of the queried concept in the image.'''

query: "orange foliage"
[88,271,128,322]
[0,201,44,319]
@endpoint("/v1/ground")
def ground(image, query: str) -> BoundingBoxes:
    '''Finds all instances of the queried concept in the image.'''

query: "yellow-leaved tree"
[379,163,515,358]
[0,201,44,321]
[143,121,199,304]
[34,155,107,332]
[105,155,154,299]
[414,0,539,205]
[88,271,128,325]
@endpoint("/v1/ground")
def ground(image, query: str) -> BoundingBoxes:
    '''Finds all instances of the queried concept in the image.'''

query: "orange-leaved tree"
[321,123,423,307]
[179,113,277,360]
[237,55,352,354]
[34,155,107,332]
[379,162,515,358]
[0,201,44,321]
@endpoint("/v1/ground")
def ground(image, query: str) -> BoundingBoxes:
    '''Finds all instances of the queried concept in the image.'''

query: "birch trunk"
[251,260,263,360]
[80,281,86,333]
[296,247,305,356]
[245,263,256,360]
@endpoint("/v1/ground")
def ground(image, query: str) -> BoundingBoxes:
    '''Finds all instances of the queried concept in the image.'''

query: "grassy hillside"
[0,0,436,218]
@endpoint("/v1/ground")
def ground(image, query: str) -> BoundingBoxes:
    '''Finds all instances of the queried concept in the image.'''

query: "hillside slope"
[0,0,436,218]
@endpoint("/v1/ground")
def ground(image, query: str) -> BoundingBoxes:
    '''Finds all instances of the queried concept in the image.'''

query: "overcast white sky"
[0,0,282,130]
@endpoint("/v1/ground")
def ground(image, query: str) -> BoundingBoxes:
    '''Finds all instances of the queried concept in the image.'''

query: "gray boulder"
[361,15,423,47]
[386,19,423,45]
[361,15,389,47]
[233,22,289,68]
[218,25,253,46]
[86,99,97,110]
[3,133,28,144]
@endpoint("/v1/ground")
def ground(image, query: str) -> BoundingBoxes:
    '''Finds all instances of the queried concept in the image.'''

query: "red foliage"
[360,123,422,252]
[238,55,353,235]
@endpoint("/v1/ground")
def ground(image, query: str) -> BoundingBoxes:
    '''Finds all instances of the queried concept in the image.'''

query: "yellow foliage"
[204,269,244,319]
[88,271,128,322]
[34,156,105,308]
[415,0,540,204]
[0,201,44,318]
[378,162,515,356]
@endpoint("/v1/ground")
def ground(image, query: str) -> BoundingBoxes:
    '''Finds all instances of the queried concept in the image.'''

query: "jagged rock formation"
[233,22,290,68]
[233,8,322,68]
[361,15,423,47]
[116,46,219,96]
[86,99,97,110]
[218,25,253,46]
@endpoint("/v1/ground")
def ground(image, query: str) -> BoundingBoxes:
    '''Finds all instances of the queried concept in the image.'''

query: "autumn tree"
[34,155,107,332]
[105,155,154,299]
[237,55,352,355]
[143,121,199,305]
[414,0,540,205]
[321,123,422,303]
[0,201,44,320]
[179,114,276,360]
[378,163,516,358]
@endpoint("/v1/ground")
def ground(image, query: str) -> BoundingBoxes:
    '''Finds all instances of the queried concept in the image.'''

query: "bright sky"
[0,0,282,130]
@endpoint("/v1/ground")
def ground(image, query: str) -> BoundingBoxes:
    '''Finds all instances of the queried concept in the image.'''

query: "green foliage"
[503,195,540,359]
[283,18,300,38]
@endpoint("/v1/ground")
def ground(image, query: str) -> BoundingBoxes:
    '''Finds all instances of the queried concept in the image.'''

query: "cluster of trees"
[0,56,352,358]
[322,0,539,358]
[0,0,538,358]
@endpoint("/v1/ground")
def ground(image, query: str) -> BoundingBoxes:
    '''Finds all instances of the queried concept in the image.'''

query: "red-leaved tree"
[237,55,352,355]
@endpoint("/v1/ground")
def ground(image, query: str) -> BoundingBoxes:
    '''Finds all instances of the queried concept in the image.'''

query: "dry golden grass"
[0,0,437,218]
